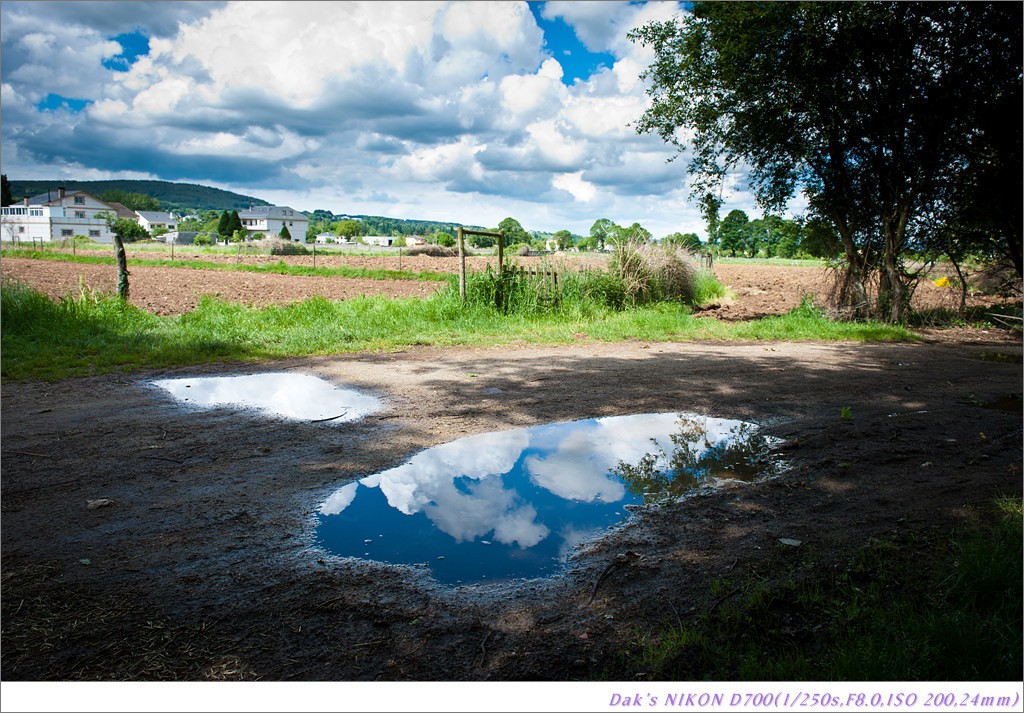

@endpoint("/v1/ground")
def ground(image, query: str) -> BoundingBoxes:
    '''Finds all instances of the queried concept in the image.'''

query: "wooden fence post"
[458,226,466,302]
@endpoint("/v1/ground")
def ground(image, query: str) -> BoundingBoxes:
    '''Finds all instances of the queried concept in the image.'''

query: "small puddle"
[151,372,382,423]
[315,412,782,585]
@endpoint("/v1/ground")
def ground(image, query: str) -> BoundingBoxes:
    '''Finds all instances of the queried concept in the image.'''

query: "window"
[29,208,43,216]
[61,229,73,236]
[74,196,85,204]
[18,226,25,233]
[75,211,86,219]
[89,230,100,237]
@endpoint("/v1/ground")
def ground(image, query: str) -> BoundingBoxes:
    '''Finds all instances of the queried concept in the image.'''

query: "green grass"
[625,496,1023,681]
[1,277,914,381]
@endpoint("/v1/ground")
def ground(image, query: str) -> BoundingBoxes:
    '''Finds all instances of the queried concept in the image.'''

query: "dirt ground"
[1,254,1021,686]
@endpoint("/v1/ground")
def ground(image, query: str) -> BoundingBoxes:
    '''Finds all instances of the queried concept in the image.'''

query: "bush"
[193,232,214,246]
[405,245,457,257]
[610,239,703,306]
[260,238,309,255]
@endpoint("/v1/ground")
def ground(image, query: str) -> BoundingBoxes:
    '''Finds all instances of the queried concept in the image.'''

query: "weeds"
[1,278,917,381]
[625,496,1023,680]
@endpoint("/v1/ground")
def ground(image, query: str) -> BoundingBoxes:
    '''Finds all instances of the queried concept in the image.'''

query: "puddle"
[151,372,382,423]
[315,412,782,585]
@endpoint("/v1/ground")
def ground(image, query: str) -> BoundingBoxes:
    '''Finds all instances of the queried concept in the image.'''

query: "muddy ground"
[1,255,1021,687]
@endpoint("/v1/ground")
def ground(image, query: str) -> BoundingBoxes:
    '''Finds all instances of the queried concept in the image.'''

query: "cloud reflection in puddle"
[151,372,382,423]
[316,412,781,584]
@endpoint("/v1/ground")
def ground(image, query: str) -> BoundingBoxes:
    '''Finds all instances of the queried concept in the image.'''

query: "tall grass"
[1,277,914,381]
[461,242,728,318]
[609,238,723,307]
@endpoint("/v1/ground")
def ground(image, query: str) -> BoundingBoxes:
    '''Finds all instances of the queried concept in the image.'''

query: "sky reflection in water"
[151,372,382,423]
[316,412,780,584]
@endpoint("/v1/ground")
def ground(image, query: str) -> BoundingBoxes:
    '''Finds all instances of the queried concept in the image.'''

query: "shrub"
[610,238,702,306]
[258,238,309,255]
[405,245,457,257]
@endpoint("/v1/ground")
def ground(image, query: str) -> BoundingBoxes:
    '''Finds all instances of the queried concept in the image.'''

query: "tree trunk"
[879,206,912,323]
[113,233,130,301]
[832,217,873,320]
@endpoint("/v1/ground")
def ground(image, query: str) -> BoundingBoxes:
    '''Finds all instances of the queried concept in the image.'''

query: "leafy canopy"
[630,1,1022,321]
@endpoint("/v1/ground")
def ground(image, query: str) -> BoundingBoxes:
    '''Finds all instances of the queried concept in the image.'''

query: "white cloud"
[1,0,780,240]
[551,171,597,203]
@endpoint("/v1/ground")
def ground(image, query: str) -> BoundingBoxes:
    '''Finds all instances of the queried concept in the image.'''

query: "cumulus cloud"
[1,0,779,238]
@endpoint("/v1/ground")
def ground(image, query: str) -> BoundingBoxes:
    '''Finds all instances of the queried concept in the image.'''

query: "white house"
[238,205,309,241]
[135,211,177,233]
[0,188,116,243]
[364,235,395,246]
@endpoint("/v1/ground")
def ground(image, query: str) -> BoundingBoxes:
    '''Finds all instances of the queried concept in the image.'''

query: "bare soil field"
[1,254,1021,687]
[0,249,1009,322]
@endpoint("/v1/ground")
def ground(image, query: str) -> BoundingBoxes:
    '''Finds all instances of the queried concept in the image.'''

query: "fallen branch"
[309,410,349,423]
[5,450,53,458]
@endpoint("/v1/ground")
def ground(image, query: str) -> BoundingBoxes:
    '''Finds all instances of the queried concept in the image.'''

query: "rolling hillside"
[8,179,270,213]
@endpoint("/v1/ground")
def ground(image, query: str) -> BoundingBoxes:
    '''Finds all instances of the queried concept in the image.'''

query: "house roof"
[238,206,308,221]
[27,189,110,206]
[135,211,174,222]
[105,202,139,220]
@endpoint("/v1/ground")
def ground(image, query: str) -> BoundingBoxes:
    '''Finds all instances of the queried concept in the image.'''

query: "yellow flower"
[933,276,950,287]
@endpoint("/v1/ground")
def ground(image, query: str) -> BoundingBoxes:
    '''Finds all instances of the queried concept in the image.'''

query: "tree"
[631,2,1023,321]
[662,232,703,251]
[217,211,231,238]
[279,224,291,240]
[99,190,160,211]
[552,229,574,250]
[497,217,529,247]
[799,218,843,260]
[228,210,244,237]
[717,210,750,258]
[436,232,455,248]
[332,219,361,239]
[1,174,14,207]
[589,218,616,251]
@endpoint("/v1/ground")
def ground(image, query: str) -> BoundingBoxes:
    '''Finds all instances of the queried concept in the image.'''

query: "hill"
[7,179,270,214]
[307,209,488,237]
[7,178,490,237]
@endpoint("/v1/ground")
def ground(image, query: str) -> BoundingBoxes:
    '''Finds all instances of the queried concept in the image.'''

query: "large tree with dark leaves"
[630,2,1022,322]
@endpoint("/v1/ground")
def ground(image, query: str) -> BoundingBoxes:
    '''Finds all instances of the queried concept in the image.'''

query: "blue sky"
[0,1,772,237]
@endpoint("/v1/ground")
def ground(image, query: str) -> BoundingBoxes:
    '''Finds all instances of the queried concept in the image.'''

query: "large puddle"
[150,372,382,423]
[315,412,783,585]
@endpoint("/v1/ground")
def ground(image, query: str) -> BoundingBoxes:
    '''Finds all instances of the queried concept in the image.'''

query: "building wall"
[1,193,116,242]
